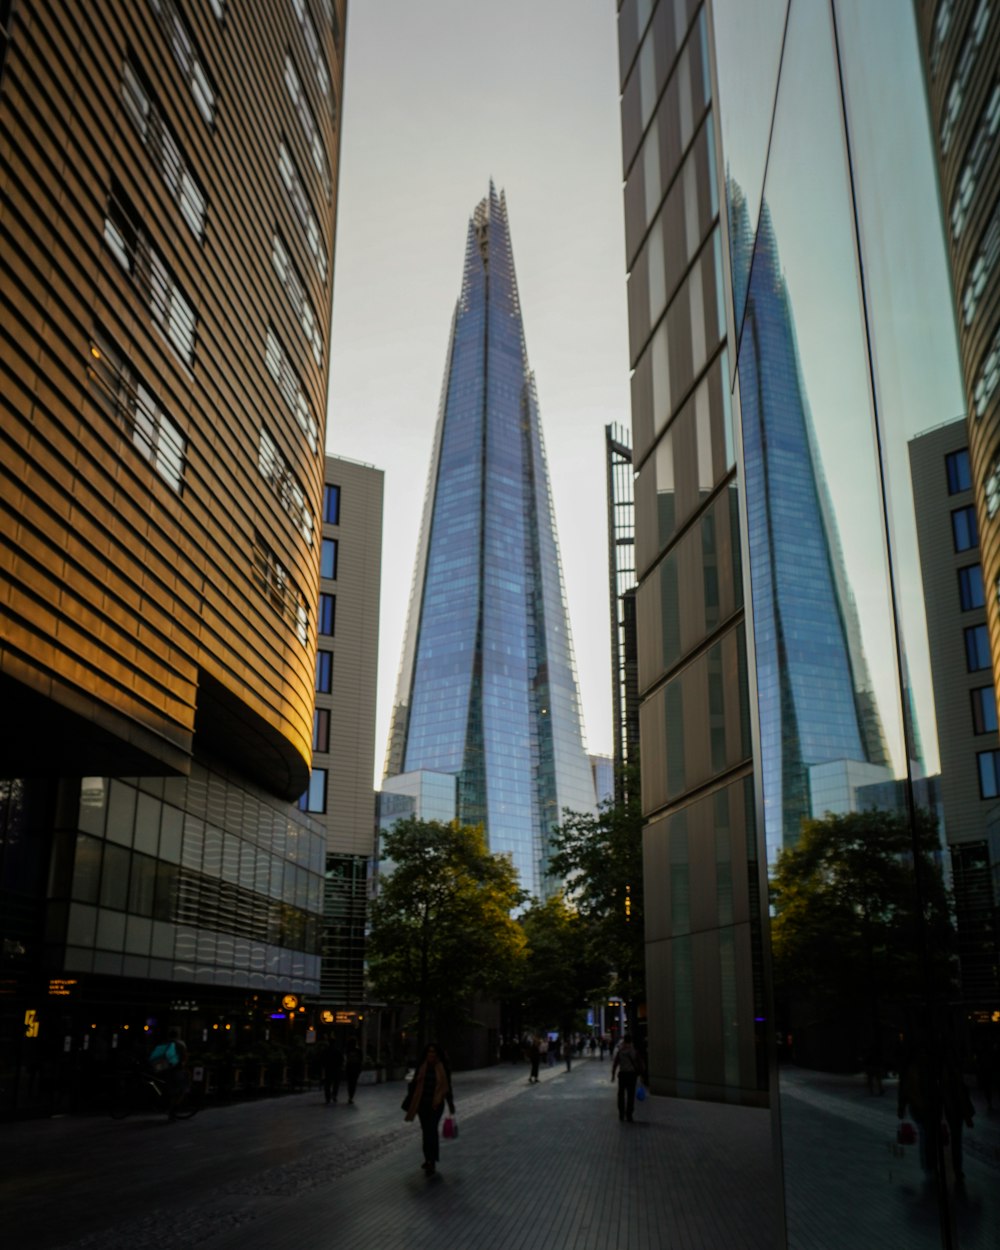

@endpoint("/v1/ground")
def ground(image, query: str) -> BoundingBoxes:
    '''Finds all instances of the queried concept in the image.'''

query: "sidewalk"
[1,1055,774,1250]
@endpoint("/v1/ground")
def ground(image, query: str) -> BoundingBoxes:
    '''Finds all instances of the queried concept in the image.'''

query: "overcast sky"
[326,1,631,784]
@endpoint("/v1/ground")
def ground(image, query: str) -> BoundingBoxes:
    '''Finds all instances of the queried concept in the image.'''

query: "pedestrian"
[612,1032,645,1122]
[538,1035,549,1068]
[562,1035,572,1072]
[322,1035,343,1104]
[528,1035,541,1083]
[599,1036,606,1062]
[402,1041,456,1177]
[344,1037,363,1104]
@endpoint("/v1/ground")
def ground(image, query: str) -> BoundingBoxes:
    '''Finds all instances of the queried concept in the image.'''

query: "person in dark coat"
[528,1036,541,1083]
[321,1036,343,1104]
[344,1037,363,1104]
[612,1033,645,1122]
[402,1042,456,1176]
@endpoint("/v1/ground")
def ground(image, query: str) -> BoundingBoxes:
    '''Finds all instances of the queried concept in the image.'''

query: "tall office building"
[619,0,995,1245]
[310,455,383,1012]
[731,186,890,857]
[915,1,1000,703]
[385,185,595,899]
[0,0,345,1115]
[911,420,1000,1006]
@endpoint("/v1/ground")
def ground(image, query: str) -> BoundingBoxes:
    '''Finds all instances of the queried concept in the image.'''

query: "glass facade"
[621,0,999,1246]
[385,186,596,897]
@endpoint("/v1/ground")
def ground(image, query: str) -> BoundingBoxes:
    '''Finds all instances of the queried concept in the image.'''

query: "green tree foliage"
[517,892,606,1033]
[548,771,646,1009]
[367,818,527,1045]
[770,807,954,1016]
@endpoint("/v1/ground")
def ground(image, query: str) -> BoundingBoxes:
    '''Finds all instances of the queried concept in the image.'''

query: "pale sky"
[326,1,631,785]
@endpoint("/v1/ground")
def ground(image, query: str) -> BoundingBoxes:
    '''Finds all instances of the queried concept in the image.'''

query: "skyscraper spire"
[385,188,595,898]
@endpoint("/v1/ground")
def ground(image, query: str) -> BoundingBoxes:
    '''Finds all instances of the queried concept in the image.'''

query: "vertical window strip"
[265,325,319,451]
[258,426,314,544]
[931,0,956,77]
[252,529,309,645]
[148,0,217,125]
[951,81,1000,240]
[941,1,990,154]
[104,180,198,365]
[962,200,1000,324]
[291,0,330,98]
[284,53,331,198]
[87,331,187,492]
[278,140,327,281]
[973,320,1000,417]
[122,57,206,240]
[272,231,323,365]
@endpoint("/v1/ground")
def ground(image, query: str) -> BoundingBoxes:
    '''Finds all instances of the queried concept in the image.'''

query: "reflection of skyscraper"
[385,185,595,898]
[730,184,889,852]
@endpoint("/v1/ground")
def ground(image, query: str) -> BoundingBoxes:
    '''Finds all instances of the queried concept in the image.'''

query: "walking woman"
[402,1042,456,1176]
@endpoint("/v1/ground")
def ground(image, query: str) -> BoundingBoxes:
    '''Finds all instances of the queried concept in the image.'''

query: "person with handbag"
[612,1033,645,1122]
[402,1042,456,1176]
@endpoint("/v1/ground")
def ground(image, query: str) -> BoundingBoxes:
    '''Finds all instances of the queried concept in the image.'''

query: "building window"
[148,0,216,125]
[951,81,1000,240]
[320,537,338,580]
[931,0,956,76]
[323,483,340,524]
[88,331,186,492]
[278,140,327,281]
[258,428,314,544]
[972,686,999,734]
[122,56,206,241]
[962,200,1000,325]
[209,0,225,17]
[974,321,1000,418]
[265,325,318,451]
[318,592,336,636]
[966,623,992,670]
[946,447,972,493]
[104,178,197,366]
[315,649,333,693]
[252,530,309,645]
[953,504,980,551]
[986,454,1000,518]
[940,0,990,155]
[959,563,986,609]
[313,707,330,753]
[284,53,331,198]
[298,767,327,814]
[291,0,330,98]
[978,748,1000,797]
[272,232,323,366]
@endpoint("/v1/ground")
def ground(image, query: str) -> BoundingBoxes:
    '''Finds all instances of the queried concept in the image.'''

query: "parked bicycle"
[108,1058,199,1120]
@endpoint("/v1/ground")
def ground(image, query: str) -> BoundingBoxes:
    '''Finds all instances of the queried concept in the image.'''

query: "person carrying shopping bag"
[402,1042,456,1176]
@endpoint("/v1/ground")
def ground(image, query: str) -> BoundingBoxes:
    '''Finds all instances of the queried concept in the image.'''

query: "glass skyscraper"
[385,185,595,899]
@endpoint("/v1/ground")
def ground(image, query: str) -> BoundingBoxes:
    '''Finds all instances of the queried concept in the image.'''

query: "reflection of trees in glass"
[728,176,891,853]
[770,808,954,1068]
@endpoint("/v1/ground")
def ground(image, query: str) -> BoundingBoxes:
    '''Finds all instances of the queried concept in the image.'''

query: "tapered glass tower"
[385,185,595,897]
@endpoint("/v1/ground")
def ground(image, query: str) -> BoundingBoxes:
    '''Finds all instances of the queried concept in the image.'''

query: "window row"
[292,0,330,100]
[265,325,318,450]
[931,0,956,77]
[252,530,309,645]
[285,52,331,198]
[88,330,186,493]
[985,452,1000,517]
[122,54,206,239]
[278,140,327,281]
[272,232,323,366]
[258,427,313,544]
[973,319,1000,417]
[962,197,1000,325]
[148,0,216,126]
[951,80,1000,240]
[940,0,990,155]
[104,178,197,365]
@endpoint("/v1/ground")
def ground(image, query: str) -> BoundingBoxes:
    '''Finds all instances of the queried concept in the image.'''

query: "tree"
[367,818,527,1047]
[548,768,646,1017]
[516,892,606,1034]
[769,807,954,1066]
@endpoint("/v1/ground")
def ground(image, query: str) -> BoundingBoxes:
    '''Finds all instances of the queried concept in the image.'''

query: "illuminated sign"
[334,1011,357,1025]
[24,1009,40,1039]
[320,1010,334,1025]
[48,978,78,997]
[282,994,299,1013]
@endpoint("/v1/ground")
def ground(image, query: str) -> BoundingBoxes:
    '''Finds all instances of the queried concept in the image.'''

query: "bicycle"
[108,1059,200,1120]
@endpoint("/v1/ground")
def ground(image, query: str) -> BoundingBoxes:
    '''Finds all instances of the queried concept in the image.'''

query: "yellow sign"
[321,1010,334,1024]
[282,994,299,1013]
[24,1009,40,1039]
[334,1011,357,1025]
[48,978,78,997]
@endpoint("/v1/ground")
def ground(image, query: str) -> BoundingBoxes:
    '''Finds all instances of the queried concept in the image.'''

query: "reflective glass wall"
[709,0,997,1245]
